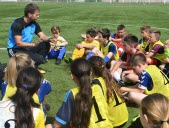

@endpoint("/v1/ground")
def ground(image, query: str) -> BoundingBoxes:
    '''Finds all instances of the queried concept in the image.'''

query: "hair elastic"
[22,84,28,89]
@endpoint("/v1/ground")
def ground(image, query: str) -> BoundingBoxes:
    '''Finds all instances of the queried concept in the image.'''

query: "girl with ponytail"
[46,58,112,128]
[88,56,128,127]
[140,93,169,128]
[0,67,45,128]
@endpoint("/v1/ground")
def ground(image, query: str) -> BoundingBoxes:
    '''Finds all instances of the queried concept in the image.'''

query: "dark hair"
[24,3,40,16]
[88,56,123,103]
[86,28,97,37]
[71,58,93,128]
[117,24,125,30]
[51,25,61,33]
[10,67,42,128]
[123,34,138,47]
[99,28,111,40]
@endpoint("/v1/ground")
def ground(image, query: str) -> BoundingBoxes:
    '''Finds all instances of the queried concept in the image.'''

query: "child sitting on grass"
[144,30,164,67]
[120,53,169,105]
[159,39,169,77]
[65,28,100,63]
[47,25,68,65]
[138,25,151,51]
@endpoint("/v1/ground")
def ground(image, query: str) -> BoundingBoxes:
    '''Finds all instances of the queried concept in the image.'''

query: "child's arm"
[120,84,145,94]
[145,51,154,58]
[76,43,96,49]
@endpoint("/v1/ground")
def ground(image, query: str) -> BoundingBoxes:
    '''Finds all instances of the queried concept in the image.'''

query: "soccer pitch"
[1,2,169,127]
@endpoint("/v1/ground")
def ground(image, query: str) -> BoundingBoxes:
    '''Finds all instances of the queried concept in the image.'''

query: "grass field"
[1,2,169,127]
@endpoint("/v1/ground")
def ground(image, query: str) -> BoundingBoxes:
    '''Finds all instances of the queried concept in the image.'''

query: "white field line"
[0,48,73,53]
[2,17,169,31]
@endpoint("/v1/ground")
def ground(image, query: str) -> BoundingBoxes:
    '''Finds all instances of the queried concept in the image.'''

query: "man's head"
[24,3,40,21]
[122,34,139,53]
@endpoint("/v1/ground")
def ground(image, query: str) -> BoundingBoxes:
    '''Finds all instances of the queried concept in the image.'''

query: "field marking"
[0,48,73,53]
[2,17,169,31]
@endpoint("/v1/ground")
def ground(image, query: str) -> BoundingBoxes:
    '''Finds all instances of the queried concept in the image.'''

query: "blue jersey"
[7,17,42,48]
[138,70,153,91]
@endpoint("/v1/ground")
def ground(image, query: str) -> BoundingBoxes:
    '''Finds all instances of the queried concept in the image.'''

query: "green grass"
[1,2,169,127]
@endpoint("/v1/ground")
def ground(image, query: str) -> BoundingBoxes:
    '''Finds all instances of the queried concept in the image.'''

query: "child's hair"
[86,28,97,37]
[70,58,93,128]
[123,34,138,48]
[4,53,34,86]
[140,25,151,32]
[88,56,123,103]
[129,53,147,67]
[10,67,42,128]
[141,93,169,128]
[24,3,40,17]
[117,24,125,30]
[51,25,61,33]
[98,28,111,40]
[150,30,161,41]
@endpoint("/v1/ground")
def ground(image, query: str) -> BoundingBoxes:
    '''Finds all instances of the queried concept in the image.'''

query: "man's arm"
[38,32,50,41]
[14,35,35,48]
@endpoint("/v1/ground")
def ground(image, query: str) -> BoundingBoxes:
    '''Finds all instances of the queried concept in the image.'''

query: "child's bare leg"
[128,92,147,105]
[122,70,139,83]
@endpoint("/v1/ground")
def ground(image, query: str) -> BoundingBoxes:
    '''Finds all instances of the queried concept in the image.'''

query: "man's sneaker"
[55,59,61,65]
[37,68,46,74]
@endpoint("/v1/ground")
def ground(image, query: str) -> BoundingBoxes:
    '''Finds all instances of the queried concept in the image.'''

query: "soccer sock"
[86,52,95,60]
[114,71,121,83]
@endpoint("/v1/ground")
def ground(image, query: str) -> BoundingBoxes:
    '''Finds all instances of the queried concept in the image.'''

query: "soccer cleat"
[55,59,61,65]
[64,58,70,64]
[68,57,73,63]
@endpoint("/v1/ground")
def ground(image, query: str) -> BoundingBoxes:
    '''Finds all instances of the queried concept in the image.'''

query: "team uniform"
[71,39,100,60]
[138,65,169,98]
[91,77,128,127]
[100,41,119,61]
[7,17,50,65]
[139,38,149,51]
[47,36,67,60]
[110,33,124,56]
[0,99,45,128]
[55,85,113,128]
[1,79,51,115]
[145,40,164,65]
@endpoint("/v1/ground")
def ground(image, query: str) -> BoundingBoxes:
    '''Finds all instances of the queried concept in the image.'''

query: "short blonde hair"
[4,53,34,85]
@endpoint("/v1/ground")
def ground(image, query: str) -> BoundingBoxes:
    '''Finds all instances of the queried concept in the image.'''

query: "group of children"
[1,23,169,128]
[45,24,169,128]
